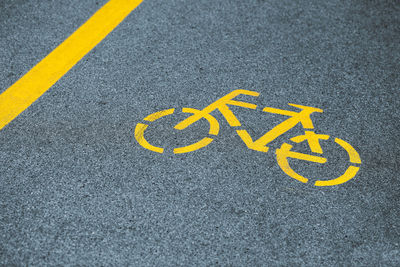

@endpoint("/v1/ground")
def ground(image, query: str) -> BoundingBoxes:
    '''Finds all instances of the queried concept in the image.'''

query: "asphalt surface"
[1,0,399,265]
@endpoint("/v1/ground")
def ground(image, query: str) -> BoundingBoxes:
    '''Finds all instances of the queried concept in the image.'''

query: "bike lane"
[0,0,399,265]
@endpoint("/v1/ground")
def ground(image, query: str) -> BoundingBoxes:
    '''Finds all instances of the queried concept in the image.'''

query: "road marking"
[144,108,175,122]
[276,133,361,186]
[335,137,362,164]
[314,166,360,186]
[0,0,143,131]
[135,89,362,186]
[134,107,220,154]
[174,137,214,154]
[135,123,164,153]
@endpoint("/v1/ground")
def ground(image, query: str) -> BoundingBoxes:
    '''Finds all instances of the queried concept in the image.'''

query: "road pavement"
[0,0,399,265]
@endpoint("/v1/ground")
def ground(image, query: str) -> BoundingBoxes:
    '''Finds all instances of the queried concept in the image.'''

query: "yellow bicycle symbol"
[135,89,362,186]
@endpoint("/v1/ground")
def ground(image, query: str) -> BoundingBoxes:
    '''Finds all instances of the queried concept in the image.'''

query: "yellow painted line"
[335,138,362,164]
[144,108,175,122]
[236,129,269,152]
[0,0,143,131]
[174,89,259,130]
[173,137,214,154]
[135,123,164,153]
[314,166,360,186]
[181,107,220,136]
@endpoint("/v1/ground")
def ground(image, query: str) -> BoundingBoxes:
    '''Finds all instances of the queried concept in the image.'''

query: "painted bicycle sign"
[135,89,361,186]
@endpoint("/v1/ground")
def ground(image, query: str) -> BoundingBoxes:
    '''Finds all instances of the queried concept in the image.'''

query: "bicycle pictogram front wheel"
[275,132,362,186]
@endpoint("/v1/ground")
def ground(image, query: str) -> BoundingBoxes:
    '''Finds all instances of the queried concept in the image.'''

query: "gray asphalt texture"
[1,0,399,265]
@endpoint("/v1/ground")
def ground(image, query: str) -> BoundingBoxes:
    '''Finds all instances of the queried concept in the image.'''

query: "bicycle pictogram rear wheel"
[135,108,220,154]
